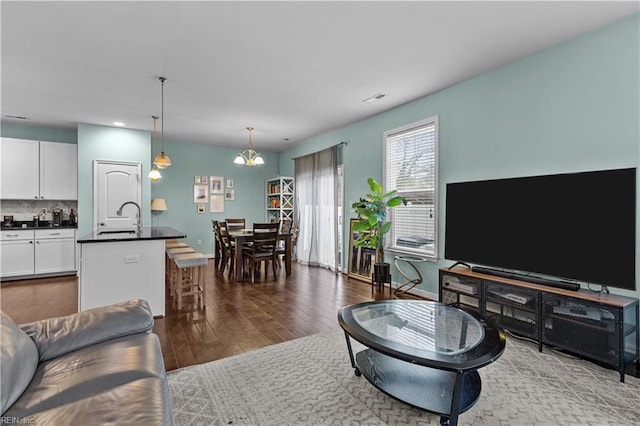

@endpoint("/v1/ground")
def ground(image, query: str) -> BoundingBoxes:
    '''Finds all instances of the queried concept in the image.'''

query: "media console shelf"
[439,266,639,382]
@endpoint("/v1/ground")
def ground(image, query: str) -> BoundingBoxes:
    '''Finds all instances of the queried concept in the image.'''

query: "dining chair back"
[273,219,291,268]
[213,220,235,277]
[212,220,222,270]
[225,218,246,233]
[242,222,279,282]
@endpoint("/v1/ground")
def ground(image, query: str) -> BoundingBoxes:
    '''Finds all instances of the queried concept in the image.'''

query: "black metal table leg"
[343,331,360,376]
[447,370,466,426]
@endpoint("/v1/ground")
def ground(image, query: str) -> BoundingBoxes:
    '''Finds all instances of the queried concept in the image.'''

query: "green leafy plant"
[352,177,406,263]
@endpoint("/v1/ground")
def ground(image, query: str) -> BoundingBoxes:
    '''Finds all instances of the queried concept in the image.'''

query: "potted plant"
[352,178,406,288]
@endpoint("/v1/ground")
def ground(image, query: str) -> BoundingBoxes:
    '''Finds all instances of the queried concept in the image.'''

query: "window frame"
[383,115,439,259]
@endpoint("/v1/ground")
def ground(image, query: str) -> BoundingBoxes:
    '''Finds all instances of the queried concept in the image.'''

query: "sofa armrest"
[20,299,154,362]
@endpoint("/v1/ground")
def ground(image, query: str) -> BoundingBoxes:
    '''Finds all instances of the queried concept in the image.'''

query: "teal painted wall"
[279,14,640,299]
[149,139,279,253]
[1,123,77,143]
[76,123,151,236]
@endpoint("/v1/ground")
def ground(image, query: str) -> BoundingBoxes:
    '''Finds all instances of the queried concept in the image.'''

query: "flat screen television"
[444,168,636,291]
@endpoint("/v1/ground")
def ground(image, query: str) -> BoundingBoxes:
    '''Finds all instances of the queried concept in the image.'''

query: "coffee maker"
[52,209,63,226]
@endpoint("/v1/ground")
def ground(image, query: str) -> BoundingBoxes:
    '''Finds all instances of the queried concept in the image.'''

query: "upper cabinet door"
[40,141,77,200]
[0,138,39,199]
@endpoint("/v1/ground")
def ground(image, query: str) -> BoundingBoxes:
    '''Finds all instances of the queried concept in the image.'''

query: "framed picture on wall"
[197,204,205,214]
[201,176,208,184]
[210,176,224,194]
[194,176,201,184]
[193,184,209,203]
[226,179,234,188]
[225,189,235,200]
[210,194,224,213]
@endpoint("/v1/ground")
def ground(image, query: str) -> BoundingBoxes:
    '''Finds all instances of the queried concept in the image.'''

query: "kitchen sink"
[98,230,136,235]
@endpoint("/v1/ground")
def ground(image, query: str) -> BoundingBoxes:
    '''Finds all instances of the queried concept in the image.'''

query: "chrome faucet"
[116,201,142,234]
[33,208,46,227]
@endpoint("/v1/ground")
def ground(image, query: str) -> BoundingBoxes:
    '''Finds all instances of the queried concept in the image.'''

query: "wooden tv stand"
[439,266,640,382]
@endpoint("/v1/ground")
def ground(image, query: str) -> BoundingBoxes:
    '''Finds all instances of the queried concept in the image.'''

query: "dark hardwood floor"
[1,261,390,371]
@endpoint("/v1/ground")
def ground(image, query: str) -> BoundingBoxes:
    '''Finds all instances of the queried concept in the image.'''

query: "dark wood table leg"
[284,234,292,276]
[234,236,243,280]
[214,237,221,270]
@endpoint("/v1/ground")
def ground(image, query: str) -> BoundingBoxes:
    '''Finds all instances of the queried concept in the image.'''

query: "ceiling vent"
[3,114,29,120]
[362,93,387,104]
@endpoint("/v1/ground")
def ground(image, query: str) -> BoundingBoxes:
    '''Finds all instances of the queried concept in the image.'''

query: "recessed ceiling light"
[362,93,387,104]
[113,121,125,127]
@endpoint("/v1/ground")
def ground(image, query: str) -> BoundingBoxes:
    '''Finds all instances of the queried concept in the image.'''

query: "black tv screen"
[445,168,636,291]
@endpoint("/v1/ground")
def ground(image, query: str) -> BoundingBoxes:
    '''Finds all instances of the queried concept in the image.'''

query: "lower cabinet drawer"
[35,228,75,239]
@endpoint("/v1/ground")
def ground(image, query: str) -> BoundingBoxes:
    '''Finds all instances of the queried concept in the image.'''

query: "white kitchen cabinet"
[0,138,39,199]
[0,228,76,278]
[34,229,76,274]
[0,138,77,200]
[0,230,35,277]
[40,142,77,200]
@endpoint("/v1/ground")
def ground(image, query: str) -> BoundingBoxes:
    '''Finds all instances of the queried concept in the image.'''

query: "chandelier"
[153,77,172,169]
[234,127,264,166]
[148,115,162,182]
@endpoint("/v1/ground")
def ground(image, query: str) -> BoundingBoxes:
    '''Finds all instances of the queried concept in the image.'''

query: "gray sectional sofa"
[1,299,173,425]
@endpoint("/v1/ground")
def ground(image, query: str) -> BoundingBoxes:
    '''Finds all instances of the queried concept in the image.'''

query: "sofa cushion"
[3,333,166,419]
[16,377,173,425]
[0,311,39,415]
[20,299,154,362]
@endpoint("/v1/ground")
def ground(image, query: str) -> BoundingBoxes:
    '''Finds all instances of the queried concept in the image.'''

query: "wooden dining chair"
[213,220,235,277]
[242,222,279,283]
[211,220,222,270]
[273,219,291,269]
[225,218,246,233]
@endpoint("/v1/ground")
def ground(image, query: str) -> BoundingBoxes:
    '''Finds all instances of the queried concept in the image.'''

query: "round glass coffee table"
[338,300,505,426]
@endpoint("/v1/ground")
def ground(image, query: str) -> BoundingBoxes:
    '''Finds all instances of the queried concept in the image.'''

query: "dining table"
[228,229,292,281]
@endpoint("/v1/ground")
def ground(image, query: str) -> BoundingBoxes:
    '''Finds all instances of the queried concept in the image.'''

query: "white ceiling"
[2,1,638,152]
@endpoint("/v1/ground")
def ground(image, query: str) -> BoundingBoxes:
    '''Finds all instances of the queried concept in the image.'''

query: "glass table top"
[339,301,505,369]
[351,301,484,355]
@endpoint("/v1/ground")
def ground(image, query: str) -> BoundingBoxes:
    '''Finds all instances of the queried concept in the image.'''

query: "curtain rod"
[291,141,348,160]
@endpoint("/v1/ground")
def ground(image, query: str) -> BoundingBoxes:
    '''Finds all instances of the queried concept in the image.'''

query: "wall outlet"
[197,239,202,245]
[124,255,139,263]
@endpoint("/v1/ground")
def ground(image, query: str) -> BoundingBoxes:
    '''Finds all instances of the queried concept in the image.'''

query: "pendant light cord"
[152,115,158,155]
[159,77,166,153]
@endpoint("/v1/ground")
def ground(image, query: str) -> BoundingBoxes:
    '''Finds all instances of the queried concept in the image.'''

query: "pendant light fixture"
[148,115,162,182]
[153,76,172,169]
[234,127,264,166]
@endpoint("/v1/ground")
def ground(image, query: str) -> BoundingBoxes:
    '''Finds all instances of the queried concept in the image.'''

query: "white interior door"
[93,160,141,232]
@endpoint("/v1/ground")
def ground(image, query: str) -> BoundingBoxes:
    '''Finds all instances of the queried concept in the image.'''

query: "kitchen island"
[77,226,186,316]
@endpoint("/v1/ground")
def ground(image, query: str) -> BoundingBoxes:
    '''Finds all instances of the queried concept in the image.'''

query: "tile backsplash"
[1,200,78,222]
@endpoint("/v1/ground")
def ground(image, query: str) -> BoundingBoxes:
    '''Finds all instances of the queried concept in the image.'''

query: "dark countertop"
[1,220,77,230]
[77,226,186,244]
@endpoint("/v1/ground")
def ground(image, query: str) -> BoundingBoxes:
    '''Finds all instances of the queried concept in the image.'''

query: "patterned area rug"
[168,330,640,425]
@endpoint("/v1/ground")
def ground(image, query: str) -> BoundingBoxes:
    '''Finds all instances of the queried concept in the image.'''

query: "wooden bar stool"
[165,242,189,270]
[166,242,188,249]
[173,252,207,310]
[166,247,196,296]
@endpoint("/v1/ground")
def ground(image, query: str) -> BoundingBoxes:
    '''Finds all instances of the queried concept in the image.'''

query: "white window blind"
[384,116,438,258]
